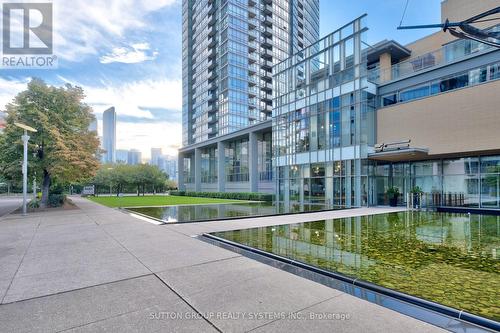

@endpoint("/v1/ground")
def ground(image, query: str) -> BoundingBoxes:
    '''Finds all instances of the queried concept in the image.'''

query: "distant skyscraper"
[151,148,162,166]
[164,157,178,181]
[116,149,128,164]
[102,107,116,164]
[127,149,142,165]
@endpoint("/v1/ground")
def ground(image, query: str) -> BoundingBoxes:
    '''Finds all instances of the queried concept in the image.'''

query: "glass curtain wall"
[200,146,218,183]
[371,155,500,209]
[225,138,249,182]
[273,16,372,211]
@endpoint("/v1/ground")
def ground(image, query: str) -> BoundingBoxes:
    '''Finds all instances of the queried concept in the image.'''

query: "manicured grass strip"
[87,195,244,208]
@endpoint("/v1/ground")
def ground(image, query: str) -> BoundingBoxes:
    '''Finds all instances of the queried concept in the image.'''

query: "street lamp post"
[14,123,37,216]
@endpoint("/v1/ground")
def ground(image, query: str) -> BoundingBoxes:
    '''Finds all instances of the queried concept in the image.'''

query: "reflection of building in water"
[224,213,500,270]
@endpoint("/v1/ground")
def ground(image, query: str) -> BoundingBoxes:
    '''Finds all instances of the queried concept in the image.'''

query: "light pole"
[107,167,114,196]
[14,122,37,216]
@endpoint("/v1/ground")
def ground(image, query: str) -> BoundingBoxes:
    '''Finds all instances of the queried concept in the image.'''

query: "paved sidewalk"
[0,197,446,332]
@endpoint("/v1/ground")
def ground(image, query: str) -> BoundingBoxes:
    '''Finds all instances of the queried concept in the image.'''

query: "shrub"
[169,191,274,202]
[48,194,66,207]
[28,199,40,209]
[50,183,65,195]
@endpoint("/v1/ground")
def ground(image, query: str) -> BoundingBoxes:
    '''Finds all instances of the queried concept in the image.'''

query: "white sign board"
[82,185,95,195]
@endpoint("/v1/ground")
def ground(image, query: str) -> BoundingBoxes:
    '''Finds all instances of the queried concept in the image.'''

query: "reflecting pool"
[212,212,500,321]
[127,202,328,223]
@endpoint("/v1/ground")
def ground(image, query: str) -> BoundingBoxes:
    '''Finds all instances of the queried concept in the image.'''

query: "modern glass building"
[273,16,374,212]
[179,0,500,212]
[182,0,319,146]
[180,0,320,193]
[102,107,116,164]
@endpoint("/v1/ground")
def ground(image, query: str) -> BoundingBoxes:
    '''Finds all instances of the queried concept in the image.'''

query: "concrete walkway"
[0,197,447,332]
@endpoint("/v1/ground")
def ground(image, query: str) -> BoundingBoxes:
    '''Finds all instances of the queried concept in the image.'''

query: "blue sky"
[0,0,442,159]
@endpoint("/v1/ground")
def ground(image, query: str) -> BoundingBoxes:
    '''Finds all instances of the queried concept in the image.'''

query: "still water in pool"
[212,211,500,321]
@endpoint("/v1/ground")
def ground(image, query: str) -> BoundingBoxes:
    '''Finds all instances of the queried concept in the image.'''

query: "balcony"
[208,114,217,124]
[248,18,258,28]
[261,15,272,26]
[261,81,272,91]
[261,25,272,37]
[248,52,258,63]
[261,69,272,81]
[260,3,272,14]
[248,29,258,40]
[248,86,258,96]
[369,38,495,84]
[248,63,258,73]
[248,40,258,51]
[261,92,272,102]
[260,36,272,48]
[261,60,273,69]
[248,75,258,86]
[248,5,257,17]
[260,48,272,59]
[208,36,216,47]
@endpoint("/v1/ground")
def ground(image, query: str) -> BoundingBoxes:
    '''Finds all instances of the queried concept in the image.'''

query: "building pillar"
[217,141,225,192]
[249,132,258,192]
[346,160,352,208]
[379,52,392,82]
[178,153,185,191]
[194,148,201,192]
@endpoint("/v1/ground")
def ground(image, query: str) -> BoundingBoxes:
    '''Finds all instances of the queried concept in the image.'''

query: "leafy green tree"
[91,163,167,196]
[0,79,100,206]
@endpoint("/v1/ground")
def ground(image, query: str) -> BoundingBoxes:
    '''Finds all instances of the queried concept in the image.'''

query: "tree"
[0,79,100,206]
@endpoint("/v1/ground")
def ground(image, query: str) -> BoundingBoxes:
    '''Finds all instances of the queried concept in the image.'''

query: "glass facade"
[371,156,500,209]
[273,16,374,211]
[225,138,249,182]
[200,146,218,183]
[380,61,500,107]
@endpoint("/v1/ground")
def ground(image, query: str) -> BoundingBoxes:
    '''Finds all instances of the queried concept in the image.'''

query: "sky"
[0,0,442,160]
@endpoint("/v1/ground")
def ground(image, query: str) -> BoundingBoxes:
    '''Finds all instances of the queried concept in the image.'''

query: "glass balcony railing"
[369,37,496,84]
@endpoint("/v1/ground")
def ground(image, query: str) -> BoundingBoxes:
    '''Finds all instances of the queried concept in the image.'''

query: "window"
[381,93,397,107]
[399,85,429,102]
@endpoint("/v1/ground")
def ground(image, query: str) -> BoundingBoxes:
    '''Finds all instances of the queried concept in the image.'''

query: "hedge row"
[170,191,273,202]
[48,194,66,207]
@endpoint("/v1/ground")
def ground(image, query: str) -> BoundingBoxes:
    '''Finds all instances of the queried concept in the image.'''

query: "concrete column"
[178,153,185,191]
[194,148,201,192]
[346,160,352,208]
[379,52,392,82]
[249,132,258,193]
[217,141,225,192]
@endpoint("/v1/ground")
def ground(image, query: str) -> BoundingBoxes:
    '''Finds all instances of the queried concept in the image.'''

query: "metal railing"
[369,37,495,84]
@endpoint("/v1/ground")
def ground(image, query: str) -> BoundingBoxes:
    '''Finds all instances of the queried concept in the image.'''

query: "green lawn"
[88,195,244,208]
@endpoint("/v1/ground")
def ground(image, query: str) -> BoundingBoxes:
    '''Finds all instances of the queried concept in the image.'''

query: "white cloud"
[99,42,159,64]
[81,78,182,116]
[116,121,181,158]
[79,78,182,156]
[48,0,179,62]
[0,77,29,110]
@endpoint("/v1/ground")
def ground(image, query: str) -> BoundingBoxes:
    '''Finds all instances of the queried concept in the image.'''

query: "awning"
[368,148,429,162]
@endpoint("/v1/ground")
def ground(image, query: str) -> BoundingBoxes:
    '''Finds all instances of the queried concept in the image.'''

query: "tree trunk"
[41,169,51,207]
